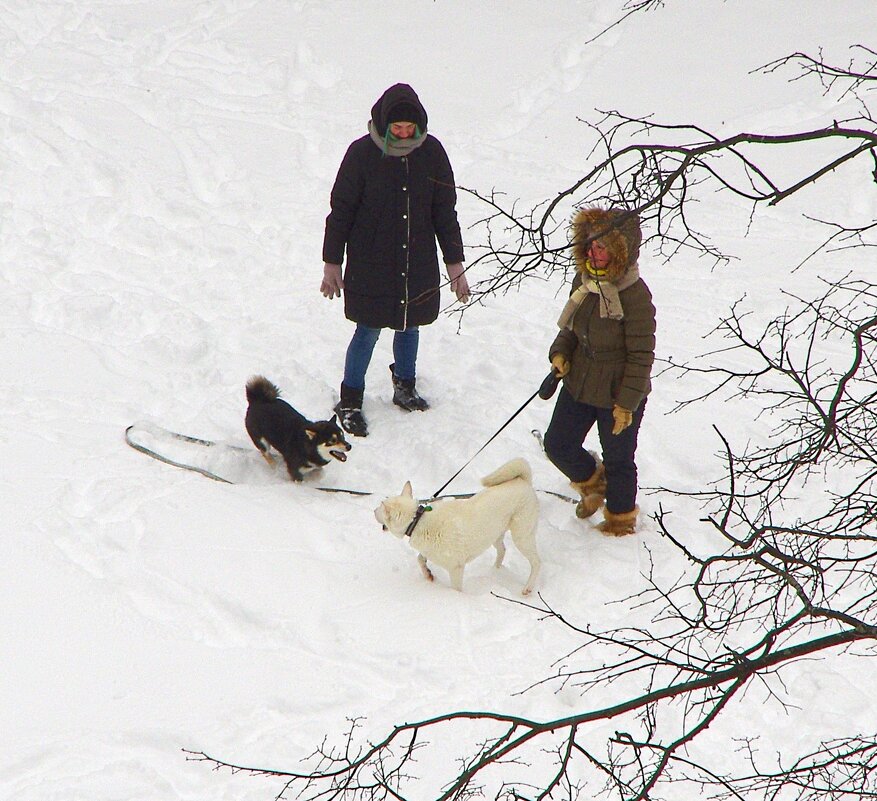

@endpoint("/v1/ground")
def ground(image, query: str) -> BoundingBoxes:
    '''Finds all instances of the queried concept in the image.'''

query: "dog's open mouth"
[330,450,348,462]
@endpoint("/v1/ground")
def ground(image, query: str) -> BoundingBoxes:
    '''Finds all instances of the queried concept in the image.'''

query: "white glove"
[446,262,470,303]
[320,263,343,299]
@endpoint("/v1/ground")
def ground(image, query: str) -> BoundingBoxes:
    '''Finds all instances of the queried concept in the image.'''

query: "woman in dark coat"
[543,207,656,536]
[320,83,468,437]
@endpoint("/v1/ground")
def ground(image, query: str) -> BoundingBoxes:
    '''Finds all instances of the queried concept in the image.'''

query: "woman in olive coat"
[543,208,656,536]
[320,83,468,437]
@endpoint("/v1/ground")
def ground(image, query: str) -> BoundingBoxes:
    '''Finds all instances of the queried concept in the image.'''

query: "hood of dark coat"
[571,208,642,282]
[370,83,428,135]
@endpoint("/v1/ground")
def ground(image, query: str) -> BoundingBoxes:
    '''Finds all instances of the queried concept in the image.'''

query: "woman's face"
[389,121,417,139]
[588,239,610,270]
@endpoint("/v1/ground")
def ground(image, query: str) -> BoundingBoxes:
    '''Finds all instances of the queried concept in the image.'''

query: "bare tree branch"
[455,45,876,301]
[188,43,877,801]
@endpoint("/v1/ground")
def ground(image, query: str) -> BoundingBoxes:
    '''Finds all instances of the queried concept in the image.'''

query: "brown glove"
[612,405,633,435]
[550,353,570,378]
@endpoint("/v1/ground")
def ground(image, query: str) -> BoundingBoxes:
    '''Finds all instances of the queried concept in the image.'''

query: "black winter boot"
[389,364,430,412]
[334,384,368,437]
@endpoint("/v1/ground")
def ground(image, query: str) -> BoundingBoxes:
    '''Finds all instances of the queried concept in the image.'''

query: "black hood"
[370,83,428,135]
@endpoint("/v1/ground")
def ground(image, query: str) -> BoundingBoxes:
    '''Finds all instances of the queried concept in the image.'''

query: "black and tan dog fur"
[245,376,351,482]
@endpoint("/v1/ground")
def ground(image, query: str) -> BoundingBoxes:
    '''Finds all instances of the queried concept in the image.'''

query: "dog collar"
[404,503,431,538]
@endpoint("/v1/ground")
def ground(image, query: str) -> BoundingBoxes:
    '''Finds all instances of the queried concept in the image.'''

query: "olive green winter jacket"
[549,272,656,411]
[548,208,656,412]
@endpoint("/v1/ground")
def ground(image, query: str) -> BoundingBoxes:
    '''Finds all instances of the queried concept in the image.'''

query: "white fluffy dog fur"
[374,457,541,595]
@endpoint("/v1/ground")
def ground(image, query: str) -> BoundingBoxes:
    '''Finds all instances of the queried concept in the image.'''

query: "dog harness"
[404,503,431,538]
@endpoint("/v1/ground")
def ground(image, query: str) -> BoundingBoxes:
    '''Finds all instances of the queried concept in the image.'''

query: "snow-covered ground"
[2,2,875,799]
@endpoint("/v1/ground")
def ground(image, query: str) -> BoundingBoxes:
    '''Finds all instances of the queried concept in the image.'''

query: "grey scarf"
[557,262,641,329]
[368,120,427,157]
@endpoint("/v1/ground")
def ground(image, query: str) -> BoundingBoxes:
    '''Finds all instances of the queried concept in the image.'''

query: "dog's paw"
[417,554,433,582]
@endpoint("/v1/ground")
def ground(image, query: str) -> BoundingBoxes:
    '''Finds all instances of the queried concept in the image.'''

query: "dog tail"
[481,457,532,487]
[246,375,280,404]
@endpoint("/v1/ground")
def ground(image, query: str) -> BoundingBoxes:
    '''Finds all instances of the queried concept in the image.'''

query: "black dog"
[245,376,351,482]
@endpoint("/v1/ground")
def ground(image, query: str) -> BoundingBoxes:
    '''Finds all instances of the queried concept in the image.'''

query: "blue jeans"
[343,324,420,389]
[543,387,646,513]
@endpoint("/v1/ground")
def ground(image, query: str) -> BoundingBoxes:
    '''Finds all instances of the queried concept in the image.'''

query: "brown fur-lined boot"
[570,462,606,519]
[597,506,639,537]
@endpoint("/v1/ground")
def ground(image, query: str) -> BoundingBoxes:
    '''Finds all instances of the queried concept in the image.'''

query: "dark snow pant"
[543,387,646,514]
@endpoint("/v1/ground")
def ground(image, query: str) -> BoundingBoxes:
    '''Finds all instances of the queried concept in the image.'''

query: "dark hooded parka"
[322,84,465,330]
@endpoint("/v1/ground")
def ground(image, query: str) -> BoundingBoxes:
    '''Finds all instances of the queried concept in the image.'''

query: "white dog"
[374,457,541,595]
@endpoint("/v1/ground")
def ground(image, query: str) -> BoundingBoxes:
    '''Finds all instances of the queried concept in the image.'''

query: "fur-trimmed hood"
[571,207,642,282]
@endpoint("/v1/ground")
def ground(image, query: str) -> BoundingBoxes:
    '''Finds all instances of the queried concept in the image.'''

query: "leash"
[125,425,374,494]
[406,372,561,537]
[125,427,571,502]
[427,372,560,501]
[126,371,571,512]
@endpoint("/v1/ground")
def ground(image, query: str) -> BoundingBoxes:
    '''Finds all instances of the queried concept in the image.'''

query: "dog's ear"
[329,414,337,425]
[304,428,317,440]
[402,481,413,498]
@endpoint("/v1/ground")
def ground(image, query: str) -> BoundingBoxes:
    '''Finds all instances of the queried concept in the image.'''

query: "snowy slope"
[2,1,876,799]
